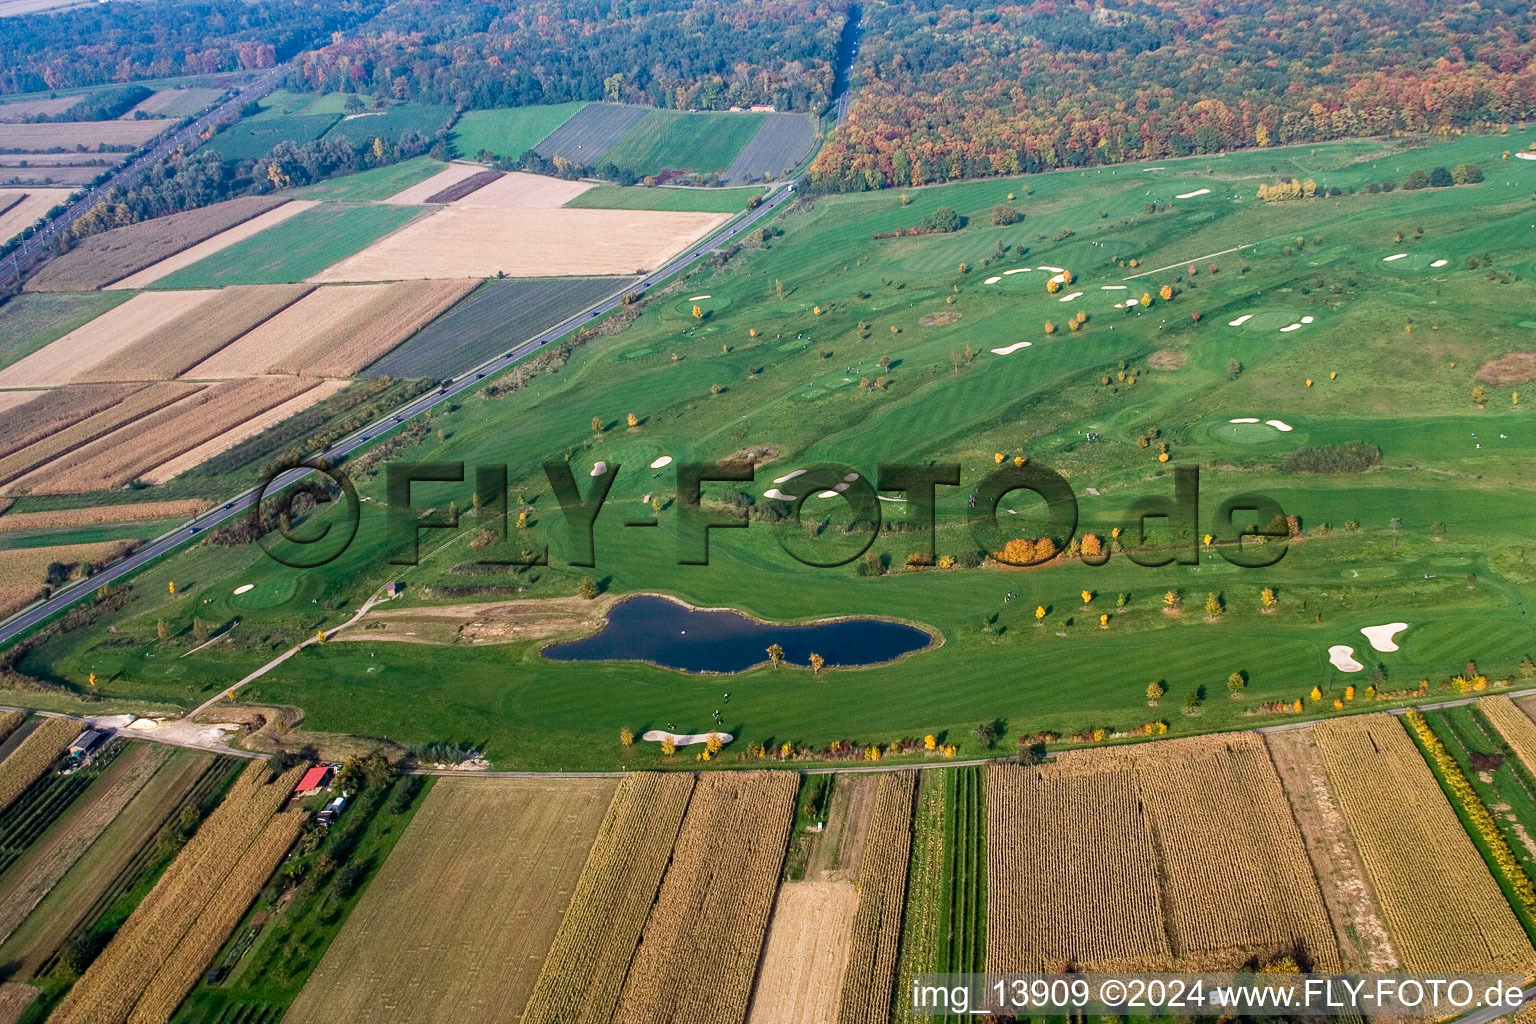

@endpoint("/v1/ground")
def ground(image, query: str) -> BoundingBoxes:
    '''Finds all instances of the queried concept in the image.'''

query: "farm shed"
[296,764,333,795]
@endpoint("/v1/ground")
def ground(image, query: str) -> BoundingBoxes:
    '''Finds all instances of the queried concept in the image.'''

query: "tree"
[1260,587,1277,612]
[1043,319,1056,334]
[1163,589,1181,611]
[1183,689,1201,713]
[1429,166,1454,188]
[1140,292,1153,306]
[620,727,633,747]
[591,415,604,432]
[809,652,825,675]
[1403,169,1431,190]
[767,643,785,667]
[1035,605,1046,624]
[1310,686,1323,702]
[990,204,1021,225]
[924,734,937,750]
[1080,534,1102,558]
[1081,590,1093,607]
[974,719,1001,748]
[922,206,961,232]
[156,619,170,642]
[1159,283,1173,301]
[627,412,638,428]
[660,737,676,757]
[1227,358,1242,380]
[1228,671,1246,697]
[1521,655,1536,680]
[1204,592,1223,618]
[1147,681,1165,704]
[577,576,599,600]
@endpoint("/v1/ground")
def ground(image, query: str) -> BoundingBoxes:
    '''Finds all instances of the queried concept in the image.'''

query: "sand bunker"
[1383,254,1408,262]
[984,276,1001,284]
[688,294,711,301]
[1281,324,1302,333]
[590,461,607,476]
[1360,622,1407,652]
[774,470,806,484]
[843,473,859,482]
[1328,645,1364,672]
[1518,152,1536,161]
[1117,299,1138,308]
[991,342,1033,355]
[1266,419,1293,431]
[1431,259,1448,268]
[1037,265,1065,273]
[1228,314,1253,326]
[1059,291,1083,302]
[1175,188,1212,199]
[815,483,852,498]
[1101,285,1127,290]
[650,455,673,469]
[233,584,254,595]
[1300,316,1314,324]
[764,488,795,500]
[877,495,906,503]
[1048,273,1066,285]
[642,730,732,746]
[1229,417,1260,424]
[1003,268,1031,275]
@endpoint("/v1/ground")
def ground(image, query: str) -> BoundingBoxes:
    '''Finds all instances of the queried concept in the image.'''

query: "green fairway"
[600,110,766,177]
[14,131,1536,771]
[149,204,421,287]
[450,102,587,160]
[565,184,767,212]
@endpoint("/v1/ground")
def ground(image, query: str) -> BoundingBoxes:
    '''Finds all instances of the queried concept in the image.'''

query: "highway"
[0,67,287,289]
[0,177,801,647]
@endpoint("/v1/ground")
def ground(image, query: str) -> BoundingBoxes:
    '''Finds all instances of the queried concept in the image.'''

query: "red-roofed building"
[296,764,333,796]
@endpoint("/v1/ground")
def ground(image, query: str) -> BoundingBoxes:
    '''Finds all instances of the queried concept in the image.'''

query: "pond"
[542,595,933,674]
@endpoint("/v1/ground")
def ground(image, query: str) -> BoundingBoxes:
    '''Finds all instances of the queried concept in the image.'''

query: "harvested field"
[722,112,818,183]
[988,734,1340,973]
[109,203,316,290]
[26,195,287,291]
[0,164,101,186]
[614,770,798,1024]
[424,170,501,203]
[140,379,347,483]
[0,393,40,420]
[746,882,860,1024]
[17,377,317,493]
[0,751,213,980]
[0,383,183,485]
[0,96,82,121]
[1312,714,1536,974]
[0,984,36,1024]
[48,761,305,1024]
[0,717,78,814]
[1480,695,1536,775]
[533,102,649,163]
[0,290,220,388]
[367,276,633,378]
[311,206,727,282]
[0,384,144,459]
[449,171,594,208]
[76,284,313,381]
[120,88,223,120]
[0,711,22,745]
[0,742,169,946]
[565,185,766,212]
[0,120,165,150]
[836,771,916,1024]
[522,773,695,1024]
[286,775,615,1024]
[1478,352,1536,386]
[0,540,128,589]
[383,162,491,204]
[0,499,209,532]
[0,187,73,246]
[0,587,35,619]
[0,292,133,372]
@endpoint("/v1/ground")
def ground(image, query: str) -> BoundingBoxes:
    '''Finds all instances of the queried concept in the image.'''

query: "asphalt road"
[0,67,286,289]
[0,178,801,647]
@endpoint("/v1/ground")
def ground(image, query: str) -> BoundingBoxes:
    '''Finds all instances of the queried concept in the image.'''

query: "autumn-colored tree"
[1205,592,1223,617]
[1035,605,1046,624]
[1260,587,1277,612]
[1080,533,1102,558]
[1310,686,1323,702]
[1044,320,1056,334]
[627,412,638,428]
[620,727,634,746]
[924,734,937,750]
[1163,589,1181,611]
[578,576,599,599]
[1012,455,1026,467]
[661,737,676,757]
[809,652,825,675]
[1140,292,1153,306]
[1147,681,1165,704]
[1344,685,1355,701]
[591,416,603,433]
[1046,278,1061,294]
[1062,269,1073,285]
[705,733,724,754]
[767,643,785,667]
[1159,283,1173,301]
[692,304,703,319]
[997,538,1035,564]
[1081,590,1093,607]
[1472,385,1487,405]
[156,619,170,641]
[1228,672,1245,696]
[1099,613,1109,628]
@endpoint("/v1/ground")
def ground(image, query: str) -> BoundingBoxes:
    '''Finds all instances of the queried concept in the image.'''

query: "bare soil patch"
[1477,352,1536,386]
[448,171,595,208]
[1148,349,1188,370]
[109,202,316,290]
[383,162,494,205]
[309,206,728,282]
[746,881,859,1024]
[0,291,220,389]
[918,311,962,327]
[344,593,616,646]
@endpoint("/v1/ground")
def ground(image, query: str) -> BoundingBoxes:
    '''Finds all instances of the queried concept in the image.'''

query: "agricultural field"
[0,119,166,150]
[600,110,766,179]
[366,277,634,379]
[285,776,614,1024]
[0,540,127,613]
[141,380,349,484]
[835,771,916,1024]
[722,113,818,183]
[0,291,132,370]
[309,205,727,281]
[109,205,317,290]
[151,204,423,288]
[451,101,588,161]
[0,383,188,487]
[566,185,767,213]
[25,195,288,291]
[0,187,74,245]
[202,114,341,162]
[989,734,1337,972]
[383,162,490,205]
[0,715,79,811]
[0,95,83,121]
[119,88,223,120]
[532,103,650,164]
[291,156,446,202]
[1312,714,1536,974]
[320,104,453,146]
[447,170,593,208]
[0,500,209,532]
[0,290,219,389]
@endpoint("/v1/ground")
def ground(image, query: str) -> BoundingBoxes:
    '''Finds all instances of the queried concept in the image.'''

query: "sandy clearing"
[1229,417,1260,424]
[1003,268,1031,274]
[1431,259,1448,268]
[764,488,794,500]
[0,188,75,246]
[0,291,219,389]
[1328,645,1363,672]
[650,456,672,468]
[233,584,254,595]
[1383,253,1408,262]
[1266,419,1294,431]
[310,206,728,282]
[590,460,608,477]
[1175,188,1212,199]
[106,201,316,289]
[1228,314,1253,326]
[1301,316,1314,324]
[1518,152,1536,161]
[140,379,347,483]
[1360,623,1408,653]
[991,342,1032,355]
[1037,265,1065,273]
[642,730,732,746]
[1101,285,1127,290]
[448,170,594,208]
[745,881,859,1024]
[815,483,851,498]
[382,162,485,205]
[773,470,806,484]
[1058,291,1083,302]
[1281,324,1302,333]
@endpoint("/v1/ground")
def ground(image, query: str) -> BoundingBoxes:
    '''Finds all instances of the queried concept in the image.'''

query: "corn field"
[1478,696,1536,776]
[891,771,949,1024]
[989,734,1339,972]
[521,773,696,1024]
[0,710,24,746]
[48,761,307,1024]
[0,716,79,813]
[836,771,915,1024]
[1313,714,1536,973]
[612,770,798,1024]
